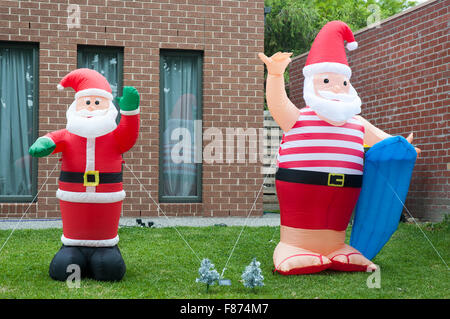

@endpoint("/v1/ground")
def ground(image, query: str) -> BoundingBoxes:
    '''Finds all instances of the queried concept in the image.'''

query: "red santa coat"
[45,112,139,247]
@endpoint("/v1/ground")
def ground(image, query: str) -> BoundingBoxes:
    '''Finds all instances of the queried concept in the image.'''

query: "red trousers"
[59,200,122,246]
[276,180,361,231]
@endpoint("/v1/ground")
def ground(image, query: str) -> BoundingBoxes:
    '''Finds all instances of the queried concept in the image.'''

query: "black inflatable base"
[49,245,126,282]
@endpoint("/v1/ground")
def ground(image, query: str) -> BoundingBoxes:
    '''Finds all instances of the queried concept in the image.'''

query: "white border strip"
[56,189,126,203]
[120,107,140,116]
[74,88,113,100]
[61,235,119,247]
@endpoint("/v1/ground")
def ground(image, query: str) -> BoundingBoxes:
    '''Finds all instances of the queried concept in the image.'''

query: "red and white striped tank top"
[277,107,365,175]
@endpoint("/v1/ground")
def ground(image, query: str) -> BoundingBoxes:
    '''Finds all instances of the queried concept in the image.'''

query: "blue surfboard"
[350,136,417,260]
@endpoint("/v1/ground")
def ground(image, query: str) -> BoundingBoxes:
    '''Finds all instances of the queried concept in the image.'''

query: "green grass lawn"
[0,222,448,299]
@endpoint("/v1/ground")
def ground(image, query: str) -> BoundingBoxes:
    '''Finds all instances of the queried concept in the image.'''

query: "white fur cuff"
[120,108,140,116]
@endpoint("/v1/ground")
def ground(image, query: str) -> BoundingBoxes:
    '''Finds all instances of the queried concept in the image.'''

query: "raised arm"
[113,86,140,154]
[258,52,301,132]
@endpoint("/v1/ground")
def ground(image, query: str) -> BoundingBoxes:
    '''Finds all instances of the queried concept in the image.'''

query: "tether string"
[0,163,59,256]
[220,153,278,278]
[379,170,449,270]
[124,163,202,263]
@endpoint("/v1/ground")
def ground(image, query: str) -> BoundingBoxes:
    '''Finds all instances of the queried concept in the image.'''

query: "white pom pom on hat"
[346,41,358,51]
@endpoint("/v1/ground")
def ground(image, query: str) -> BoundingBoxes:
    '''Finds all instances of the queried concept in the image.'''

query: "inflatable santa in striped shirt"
[259,21,418,275]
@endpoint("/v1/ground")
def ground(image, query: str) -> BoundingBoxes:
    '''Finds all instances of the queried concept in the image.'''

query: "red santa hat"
[303,21,358,79]
[57,68,113,100]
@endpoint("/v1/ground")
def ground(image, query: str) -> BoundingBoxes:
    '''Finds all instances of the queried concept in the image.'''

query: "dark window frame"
[0,41,39,203]
[76,44,124,113]
[159,49,203,203]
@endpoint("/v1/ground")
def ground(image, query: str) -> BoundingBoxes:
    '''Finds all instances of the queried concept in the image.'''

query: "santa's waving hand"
[29,68,140,282]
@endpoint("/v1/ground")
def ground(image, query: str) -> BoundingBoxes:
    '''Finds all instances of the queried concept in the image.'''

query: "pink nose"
[332,86,341,93]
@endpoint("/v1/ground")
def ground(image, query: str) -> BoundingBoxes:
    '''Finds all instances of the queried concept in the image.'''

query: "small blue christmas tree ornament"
[196,258,220,292]
[241,258,264,290]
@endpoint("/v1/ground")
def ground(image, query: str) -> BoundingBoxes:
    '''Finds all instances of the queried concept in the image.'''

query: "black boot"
[88,245,126,281]
[49,245,87,281]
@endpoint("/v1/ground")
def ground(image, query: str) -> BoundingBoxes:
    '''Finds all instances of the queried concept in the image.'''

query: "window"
[0,42,39,202]
[159,50,203,203]
[77,45,123,112]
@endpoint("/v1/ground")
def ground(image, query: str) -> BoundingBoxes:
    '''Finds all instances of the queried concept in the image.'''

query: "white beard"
[303,76,361,123]
[66,100,118,138]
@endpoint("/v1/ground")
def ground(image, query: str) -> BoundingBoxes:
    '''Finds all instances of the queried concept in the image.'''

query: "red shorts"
[276,180,361,231]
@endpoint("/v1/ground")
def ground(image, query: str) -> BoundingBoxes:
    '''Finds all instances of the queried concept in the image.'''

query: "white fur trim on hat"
[303,62,352,79]
[74,88,113,100]
[346,41,358,51]
[120,107,140,116]
[57,84,64,91]
[61,235,119,247]
[56,189,126,203]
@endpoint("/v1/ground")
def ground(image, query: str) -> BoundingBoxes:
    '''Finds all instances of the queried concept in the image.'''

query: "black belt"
[275,167,362,188]
[59,171,123,187]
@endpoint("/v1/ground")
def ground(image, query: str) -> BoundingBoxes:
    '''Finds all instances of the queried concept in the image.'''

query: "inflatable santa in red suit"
[29,68,140,281]
[259,21,419,275]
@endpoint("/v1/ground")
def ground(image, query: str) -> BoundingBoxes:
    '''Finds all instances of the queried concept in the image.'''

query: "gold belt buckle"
[327,173,345,187]
[83,171,100,187]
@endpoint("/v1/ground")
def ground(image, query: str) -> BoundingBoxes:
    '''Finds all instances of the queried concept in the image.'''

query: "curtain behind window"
[0,46,35,197]
[77,47,122,109]
[160,53,201,200]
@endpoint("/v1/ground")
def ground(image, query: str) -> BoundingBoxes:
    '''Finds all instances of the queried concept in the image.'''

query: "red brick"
[0,0,264,219]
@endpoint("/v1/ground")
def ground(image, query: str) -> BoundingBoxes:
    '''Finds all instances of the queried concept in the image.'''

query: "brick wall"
[289,0,448,221]
[0,0,265,218]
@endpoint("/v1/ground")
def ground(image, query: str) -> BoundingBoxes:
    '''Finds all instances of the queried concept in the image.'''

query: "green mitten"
[116,86,140,112]
[29,137,56,157]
